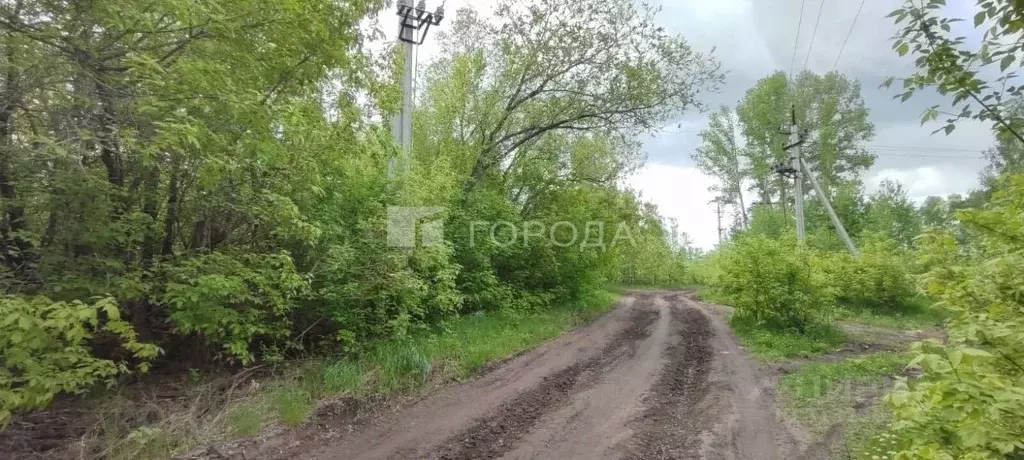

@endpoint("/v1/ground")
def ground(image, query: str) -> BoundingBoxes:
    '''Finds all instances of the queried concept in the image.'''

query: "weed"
[271,386,313,427]
[226,403,264,437]
[322,360,366,396]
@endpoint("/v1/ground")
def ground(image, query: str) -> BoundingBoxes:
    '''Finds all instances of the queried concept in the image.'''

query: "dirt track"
[299,291,805,460]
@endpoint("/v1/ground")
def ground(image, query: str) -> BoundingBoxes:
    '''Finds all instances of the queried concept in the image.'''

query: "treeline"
[0,0,718,422]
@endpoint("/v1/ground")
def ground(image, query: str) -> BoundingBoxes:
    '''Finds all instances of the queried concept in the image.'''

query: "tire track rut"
[421,300,660,460]
[624,304,714,459]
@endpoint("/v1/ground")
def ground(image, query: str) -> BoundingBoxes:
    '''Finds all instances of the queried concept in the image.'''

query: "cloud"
[867,164,979,203]
[627,164,722,251]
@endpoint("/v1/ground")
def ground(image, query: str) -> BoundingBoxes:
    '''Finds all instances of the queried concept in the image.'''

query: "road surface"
[303,291,807,460]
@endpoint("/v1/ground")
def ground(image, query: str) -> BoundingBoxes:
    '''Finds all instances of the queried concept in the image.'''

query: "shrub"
[823,236,918,311]
[884,174,1024,459]
[0,296,160,425]
[162,251,310,364]
[709,234,834,332]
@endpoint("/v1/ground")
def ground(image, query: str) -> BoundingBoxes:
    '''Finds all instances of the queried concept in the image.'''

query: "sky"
[392,0,996,251]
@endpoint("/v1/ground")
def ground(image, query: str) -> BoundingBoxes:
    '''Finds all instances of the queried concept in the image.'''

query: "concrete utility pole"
[390,0,444,178]
[710,197,726,246]
[775,105,859,257]
[788,108,806,244]
[776,105,806,243]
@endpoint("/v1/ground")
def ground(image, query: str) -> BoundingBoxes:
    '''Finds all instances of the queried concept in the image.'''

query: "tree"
[693,105,749,226]
[736,71,875,204]
[427,0,723,193]
[863,179,922,248]
[919,195,952,228]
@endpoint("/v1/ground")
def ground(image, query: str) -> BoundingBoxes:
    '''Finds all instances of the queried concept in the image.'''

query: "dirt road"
[299,291,805,460]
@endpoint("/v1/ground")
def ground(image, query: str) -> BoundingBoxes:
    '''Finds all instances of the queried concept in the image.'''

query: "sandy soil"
[293,290,808,460]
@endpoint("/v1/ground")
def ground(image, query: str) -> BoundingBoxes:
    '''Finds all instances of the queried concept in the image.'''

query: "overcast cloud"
[396,0,995,251]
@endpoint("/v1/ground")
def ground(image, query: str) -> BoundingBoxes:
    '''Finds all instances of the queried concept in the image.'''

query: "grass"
[835,297,947,330]
[779,353,913,459]
[730,315,847,361]
[780,353,910,407]
[222,288,624,435]
[305,288,621,399]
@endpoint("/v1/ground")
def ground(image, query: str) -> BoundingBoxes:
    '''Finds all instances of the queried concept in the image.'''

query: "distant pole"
[710,197,725,246]
[390,0,445,178]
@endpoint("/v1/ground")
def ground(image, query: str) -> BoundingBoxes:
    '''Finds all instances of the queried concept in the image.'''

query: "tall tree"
[863,179,922,247]
[693,105,749,226]
[424,0,723,194]
[736,71,875,204]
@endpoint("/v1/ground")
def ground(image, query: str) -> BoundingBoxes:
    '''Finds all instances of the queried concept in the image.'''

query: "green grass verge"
[835,297,947,330]
[779,353,910,459]
[256,289,622,428]
[730,316,846,361]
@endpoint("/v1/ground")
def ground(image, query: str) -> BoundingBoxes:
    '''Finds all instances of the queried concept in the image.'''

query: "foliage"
[693,106,749,226]
[885,174,1024,459]
[888,0,1024,138]
[864,180,923,248]
[708,234,834,332]
[0,296,160,424]
[823,236,919,311]
[737,71,875,203]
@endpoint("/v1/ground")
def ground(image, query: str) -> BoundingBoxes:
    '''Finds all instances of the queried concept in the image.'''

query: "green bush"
[0,296,160,425]
[162,251,310,364]
[709,234,834,332]
[884,174,1024,459]
[823,236,918,311]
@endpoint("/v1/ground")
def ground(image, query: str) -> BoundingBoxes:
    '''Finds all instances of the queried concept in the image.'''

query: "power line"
[872,153,983,158]
[802,0,827,71]
[866,144,988,153]
[832,0,866,71]
[788,0,809,80]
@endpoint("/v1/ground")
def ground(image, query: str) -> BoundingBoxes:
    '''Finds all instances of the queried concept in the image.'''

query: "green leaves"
[888,0,1024,137]
[0,296,159,426]
[707,234,835,332]
[882,173,1024,459]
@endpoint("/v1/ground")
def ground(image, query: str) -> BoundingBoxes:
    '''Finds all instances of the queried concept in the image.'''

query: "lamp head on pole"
[397,0,444,44]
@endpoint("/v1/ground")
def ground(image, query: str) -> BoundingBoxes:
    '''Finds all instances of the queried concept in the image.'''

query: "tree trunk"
[162,159,181,256]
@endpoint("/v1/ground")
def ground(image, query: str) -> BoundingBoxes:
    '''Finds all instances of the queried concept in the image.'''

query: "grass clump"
[271,386,313,427]
[731,315,846,361]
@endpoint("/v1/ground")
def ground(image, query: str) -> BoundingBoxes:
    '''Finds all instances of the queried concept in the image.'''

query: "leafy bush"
[162,251,310,364]
[0,296,160,425]
[885,174,1024,459]
[823,236,918,311]
[709,234,834,332]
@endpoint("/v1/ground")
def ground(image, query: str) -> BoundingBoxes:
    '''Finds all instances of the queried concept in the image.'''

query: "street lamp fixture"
[397,0,445,45]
